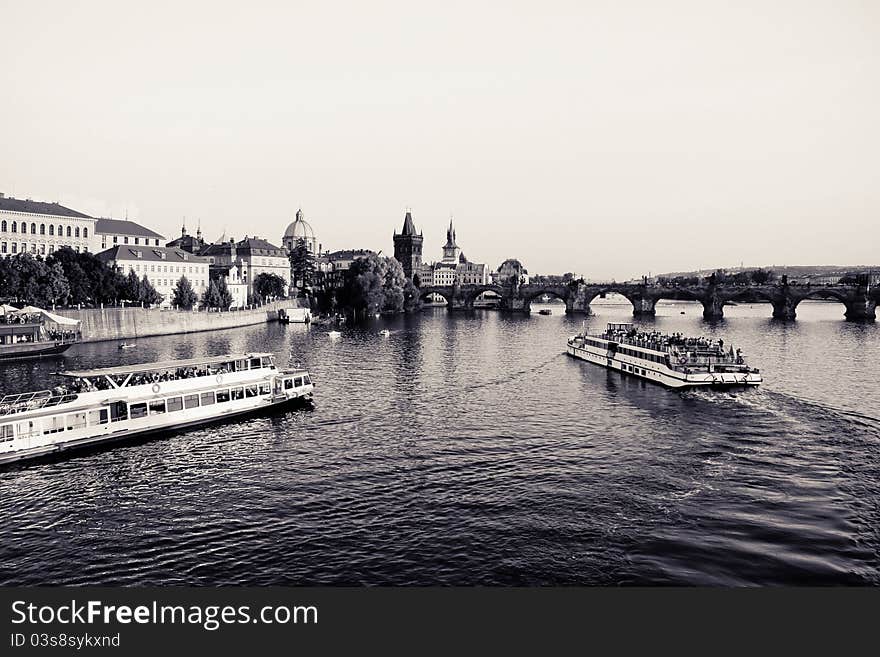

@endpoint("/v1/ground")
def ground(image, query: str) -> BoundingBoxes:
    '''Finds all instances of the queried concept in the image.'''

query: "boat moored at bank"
[567,323,762,389]
[0,352,313,465]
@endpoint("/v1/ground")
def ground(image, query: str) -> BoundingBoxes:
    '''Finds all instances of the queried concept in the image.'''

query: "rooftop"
[202,236,286,257]
[60,352,276,378]
[95,217,165,239]
[0,195,92,219]
[96,245,210,263]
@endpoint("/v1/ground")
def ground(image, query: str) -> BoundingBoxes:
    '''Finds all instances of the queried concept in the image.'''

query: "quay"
[52,299,302,343]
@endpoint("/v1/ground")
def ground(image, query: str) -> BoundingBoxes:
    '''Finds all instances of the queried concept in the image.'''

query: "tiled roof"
[328,249,376,261]
[0,196,93,219]
[202,237,286,257]
[96,245,209,264]
[95,218,165,239]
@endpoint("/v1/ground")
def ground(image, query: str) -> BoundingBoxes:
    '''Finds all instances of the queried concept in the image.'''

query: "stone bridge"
[417,280,878,321]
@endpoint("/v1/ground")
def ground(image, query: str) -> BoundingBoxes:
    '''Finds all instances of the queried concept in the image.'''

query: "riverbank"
[54,300,301,343]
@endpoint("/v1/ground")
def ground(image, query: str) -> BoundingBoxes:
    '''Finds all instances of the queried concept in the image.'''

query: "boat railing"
[0,390,79,417]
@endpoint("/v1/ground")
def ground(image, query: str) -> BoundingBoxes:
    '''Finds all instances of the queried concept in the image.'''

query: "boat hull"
[567,342,761,389]
[0,341,75,361]
[0,391,313,466]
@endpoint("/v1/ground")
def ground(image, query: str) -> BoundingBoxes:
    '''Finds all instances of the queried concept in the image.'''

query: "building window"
[155,239,159,246]
[40,244,45,255]
[1,242,5,253]
[49,225,54,236]
[83,228,88,238]
[66,226,71,237]
[40,224,45,235]
[1,221,5,232]
[49,245,54,253]
[135,237,139,245]
[124,236,129,244]
[57,225,62,236]
[11,243,16,253]
[30,223,36,234]
[21,223,27,235]
[75,227,80,238]
[11,222,17,233]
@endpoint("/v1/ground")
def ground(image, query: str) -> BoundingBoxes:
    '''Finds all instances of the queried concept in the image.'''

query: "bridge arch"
[462,284,504,307]
[418,287,453,306]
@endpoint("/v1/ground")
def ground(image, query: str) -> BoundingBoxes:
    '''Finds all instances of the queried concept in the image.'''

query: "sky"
[1,0,878,280]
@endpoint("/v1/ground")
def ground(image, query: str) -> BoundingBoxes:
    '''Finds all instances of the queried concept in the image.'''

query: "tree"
[38,262,70,306]
[289,238,316,294]
[337,254,412,318]
[201,277,234,310]
[171,275,198,309]
[122,269,141,302]
[750,268,775,285]
[252,273,287,301]
[47,247,124,305]
[139,274,163,306]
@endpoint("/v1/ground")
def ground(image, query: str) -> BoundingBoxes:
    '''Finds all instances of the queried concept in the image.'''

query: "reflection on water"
[0,300,878,585]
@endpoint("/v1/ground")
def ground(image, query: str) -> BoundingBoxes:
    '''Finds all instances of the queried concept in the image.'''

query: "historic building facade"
[166,220,207,254]
[201,236,289,298]
[393,210,423,281]
[417,218,488,287]
[283,209,318,255]
[96,245,210,308]
[0,194,95,257]
[94,217,165,252]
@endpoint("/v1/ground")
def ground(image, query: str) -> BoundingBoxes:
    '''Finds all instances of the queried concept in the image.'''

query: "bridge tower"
[393,210,423,281]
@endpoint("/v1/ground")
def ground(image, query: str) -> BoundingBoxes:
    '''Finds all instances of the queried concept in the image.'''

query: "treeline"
[0,249,287,310]
[658,268,776,286]
[314,253,420,319]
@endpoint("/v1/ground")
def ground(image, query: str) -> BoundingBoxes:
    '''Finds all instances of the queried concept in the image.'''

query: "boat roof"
[59,353,276,378]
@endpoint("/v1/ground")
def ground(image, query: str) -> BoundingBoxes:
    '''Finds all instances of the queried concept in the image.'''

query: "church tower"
[393,210,423,281]
[441,217,460,265]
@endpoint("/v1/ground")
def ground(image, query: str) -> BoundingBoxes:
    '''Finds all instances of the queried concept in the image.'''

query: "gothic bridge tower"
[393,210,423,280]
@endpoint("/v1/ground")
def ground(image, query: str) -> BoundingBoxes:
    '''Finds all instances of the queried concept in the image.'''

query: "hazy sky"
[1,1,878,279]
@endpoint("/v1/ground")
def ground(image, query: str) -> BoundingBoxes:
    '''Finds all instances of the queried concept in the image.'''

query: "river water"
[1,299,878,585]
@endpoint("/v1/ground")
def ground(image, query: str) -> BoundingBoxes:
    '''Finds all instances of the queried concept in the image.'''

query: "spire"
[296,208,304,221]
[444,216,457,248]
[196,218,202,239]
[401,209,417,236]
[181,216,187,237]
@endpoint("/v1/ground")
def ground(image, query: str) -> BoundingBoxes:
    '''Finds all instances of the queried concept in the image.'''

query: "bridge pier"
[844,298,877,321]
[771,296,798,321]
[702,297,725,321]
[630,295,657,317]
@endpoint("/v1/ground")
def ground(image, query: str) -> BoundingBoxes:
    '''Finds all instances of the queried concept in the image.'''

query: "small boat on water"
[567,322,761,389]
[379,329,391,336]
[328,330,341,339]
[0,352,314,465]
[0,306,81,361]
[118,343,136,350]
[538,309,552,315]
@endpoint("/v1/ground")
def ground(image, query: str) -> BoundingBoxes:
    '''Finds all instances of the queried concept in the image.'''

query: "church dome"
[283,209,317,253]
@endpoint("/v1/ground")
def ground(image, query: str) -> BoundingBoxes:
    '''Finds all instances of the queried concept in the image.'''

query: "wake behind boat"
[567,322,762,389]
[0,352,313,465]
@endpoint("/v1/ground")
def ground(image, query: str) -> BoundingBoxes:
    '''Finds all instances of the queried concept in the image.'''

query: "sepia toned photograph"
[1,0,878,598]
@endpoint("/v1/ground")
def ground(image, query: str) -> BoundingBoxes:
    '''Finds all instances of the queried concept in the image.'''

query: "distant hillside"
[657,264,880,279]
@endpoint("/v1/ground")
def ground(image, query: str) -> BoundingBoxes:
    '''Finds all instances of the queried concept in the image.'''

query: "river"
[1,299,878,585]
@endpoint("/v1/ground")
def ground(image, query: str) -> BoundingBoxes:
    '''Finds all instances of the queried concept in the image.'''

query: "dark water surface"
[1,300,878,585]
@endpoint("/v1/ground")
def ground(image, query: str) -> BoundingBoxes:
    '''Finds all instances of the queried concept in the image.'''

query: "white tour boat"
[0,352,314,465]
[567,323,762,389]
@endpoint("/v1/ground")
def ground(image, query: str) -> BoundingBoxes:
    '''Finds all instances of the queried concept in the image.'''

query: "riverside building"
[97,245,210,307]
[0,193,94,256]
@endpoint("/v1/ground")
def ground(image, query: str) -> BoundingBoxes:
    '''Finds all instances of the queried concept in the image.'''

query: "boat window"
[250,357,262,369]
[231,387,244,400]
[285,379,294,390]
[245,385,258,398]
[149,400,166,415]
[110,401,128,422]
[235,359,248,371]
[216,389,230,403]
[200,391,216,406]
[43,415,65,434]
[184,394,200,409]
[167,397,183,412]
[17,420,39,438]
[0,424,13,441]
[259,384,270,395]
[303,375,311,385]
[130,403,148,419]
[67,413,87,430]
[88,409,109,425]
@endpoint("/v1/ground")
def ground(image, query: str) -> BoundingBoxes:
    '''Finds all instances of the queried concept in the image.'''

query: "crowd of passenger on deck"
[59,360,250,394]
[603,327,743,363]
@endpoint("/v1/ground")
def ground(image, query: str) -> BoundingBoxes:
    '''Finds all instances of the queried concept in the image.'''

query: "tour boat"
[0,352,314,465]
[567,322,762,389]
[0,306,81,361]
